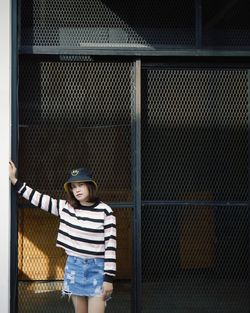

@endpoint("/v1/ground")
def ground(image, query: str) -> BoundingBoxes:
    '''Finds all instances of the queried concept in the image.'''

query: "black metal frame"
[11,0,250,312]
[20,47,250,57]
[11,0,19,312]
[11,61,250,313]
[131,60,142,313]
[139,61,250,313]
[18,0,250,57]
[195,0,202,50]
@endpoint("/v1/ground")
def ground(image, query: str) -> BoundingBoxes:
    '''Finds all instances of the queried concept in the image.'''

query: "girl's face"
[71,182,90,204]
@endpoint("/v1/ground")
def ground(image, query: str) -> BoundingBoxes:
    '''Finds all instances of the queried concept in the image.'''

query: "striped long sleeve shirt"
[14,180,116,283]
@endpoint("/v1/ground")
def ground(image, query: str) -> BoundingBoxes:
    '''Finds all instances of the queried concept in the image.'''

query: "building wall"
[0,0,11,311]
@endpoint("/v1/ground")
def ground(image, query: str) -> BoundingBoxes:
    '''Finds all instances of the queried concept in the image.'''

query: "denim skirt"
[62,255,104,297]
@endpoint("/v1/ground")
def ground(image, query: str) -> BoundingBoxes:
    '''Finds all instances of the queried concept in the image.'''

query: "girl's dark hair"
[66,182,98,208]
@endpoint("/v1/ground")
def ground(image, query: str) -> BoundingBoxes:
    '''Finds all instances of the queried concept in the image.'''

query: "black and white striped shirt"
[14,180,116,283]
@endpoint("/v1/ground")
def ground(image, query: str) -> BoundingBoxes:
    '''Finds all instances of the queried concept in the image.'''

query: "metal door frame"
[11,1,250,312]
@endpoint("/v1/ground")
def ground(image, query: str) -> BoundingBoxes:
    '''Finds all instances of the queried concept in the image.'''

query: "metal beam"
[20,46,250,57]
[196,0,202,49]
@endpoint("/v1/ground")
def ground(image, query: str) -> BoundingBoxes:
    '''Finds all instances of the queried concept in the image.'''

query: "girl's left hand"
[9,160,17,185]
[102,282,113,301]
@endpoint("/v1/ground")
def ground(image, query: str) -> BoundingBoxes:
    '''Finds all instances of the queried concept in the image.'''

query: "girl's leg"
[88,296,105,313]
[72,295,88,313]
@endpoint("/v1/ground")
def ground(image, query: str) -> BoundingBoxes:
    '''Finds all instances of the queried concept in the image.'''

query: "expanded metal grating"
[141,68,248,202]
[203,1,250,48]
[18,282,74,313]
[141,205,249,313]
[17,55,250,313]
[18,56,134,312]
[20,0,195,48]
[19,56,134,202]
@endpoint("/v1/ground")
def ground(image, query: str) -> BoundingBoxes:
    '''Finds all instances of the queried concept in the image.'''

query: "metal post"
[10,0,19,312]
[196,0,202,50]
[132,59,142,313]
[247,70,250,312]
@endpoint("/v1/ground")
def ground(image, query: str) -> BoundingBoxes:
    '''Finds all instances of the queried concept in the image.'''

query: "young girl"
[9,161,116,313]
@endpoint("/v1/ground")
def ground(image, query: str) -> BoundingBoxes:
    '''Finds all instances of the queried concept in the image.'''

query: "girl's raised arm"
[9,160,65,216]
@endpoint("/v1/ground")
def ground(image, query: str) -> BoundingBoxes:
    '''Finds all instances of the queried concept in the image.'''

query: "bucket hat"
[64,167,97,192]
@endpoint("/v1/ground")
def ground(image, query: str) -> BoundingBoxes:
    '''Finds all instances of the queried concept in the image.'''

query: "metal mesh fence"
[19,0,250,54]
[20,0,195,48]
[19,56,134,202]
[141,205,249,313]
[203,0,250,48]
[17,56,250,313]
[140,65,249,313]
[18,56,134,312]
[141,67,248,202]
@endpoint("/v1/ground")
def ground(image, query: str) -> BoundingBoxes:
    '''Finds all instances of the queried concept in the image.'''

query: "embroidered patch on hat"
[71,169,79,176]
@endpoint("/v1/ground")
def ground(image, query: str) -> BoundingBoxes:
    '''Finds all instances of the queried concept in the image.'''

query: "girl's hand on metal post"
[9,160,17,185]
